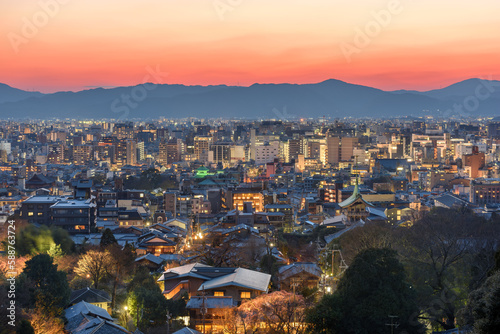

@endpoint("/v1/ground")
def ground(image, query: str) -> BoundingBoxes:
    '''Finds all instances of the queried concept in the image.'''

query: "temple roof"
[339,179,373,208]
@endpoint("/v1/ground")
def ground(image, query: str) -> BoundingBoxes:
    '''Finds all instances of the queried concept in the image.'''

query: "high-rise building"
[288,138,302,162]
[194,136,212,162]
[255,141,279,165]
[126,140,137,165]
[73,145,92,165]
[463,147,485,179]
[327,136,340,164]
[212,143,232,164]
[136,141,145,162]
[159,139,168,166]
[113,122,134,139]
[341,137,358,161]
[167,139,181,164]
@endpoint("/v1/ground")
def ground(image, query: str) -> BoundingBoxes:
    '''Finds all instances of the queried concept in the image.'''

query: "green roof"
[339,179,373,208]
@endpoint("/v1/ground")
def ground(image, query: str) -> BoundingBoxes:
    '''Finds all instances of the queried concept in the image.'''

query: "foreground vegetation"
[1,207,499,333]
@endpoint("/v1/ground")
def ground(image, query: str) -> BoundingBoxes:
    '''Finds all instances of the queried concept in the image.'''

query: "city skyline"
[1,0,499,93]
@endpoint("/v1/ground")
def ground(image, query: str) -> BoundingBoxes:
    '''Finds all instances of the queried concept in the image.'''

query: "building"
[73,145,93,165]
[117,209,144,227]
[136,233,177,255]
[278,262,322,292]
[69,287,112,313]
[265,203,293,224]
[227,189,264,212]
[327,136,340,164]
[319,179,343,203]
[194,136,212,162]
[255,141,279,165]
[167,139,181,164]
[125,140,137,165]
[327,136,358,164]
[19,195,66,225]
[159,139,168,165]
[136,141,145,161]
[50,198,97,234]
[463,147,485,179]
[158,263,271,332]
[212,142,232,164]
[471,179,500,204]
[65,301,130,334]
[339,180,374,223]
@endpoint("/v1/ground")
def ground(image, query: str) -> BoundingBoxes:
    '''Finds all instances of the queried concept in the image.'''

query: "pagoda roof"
[339,180,374,208]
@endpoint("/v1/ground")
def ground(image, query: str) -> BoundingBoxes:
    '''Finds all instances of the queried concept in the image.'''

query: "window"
[28,212,34,216]
[214,291,224,297]
[240,291,251,299]
[38,212,43,216]
[74,225,86,230]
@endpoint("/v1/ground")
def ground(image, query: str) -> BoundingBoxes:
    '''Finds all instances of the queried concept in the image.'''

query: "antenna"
[332,249,348,278]
[385,315,399,334]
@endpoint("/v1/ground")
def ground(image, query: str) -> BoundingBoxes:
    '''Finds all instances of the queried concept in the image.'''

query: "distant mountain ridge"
[0,83,44,104]
[0,78,498,119]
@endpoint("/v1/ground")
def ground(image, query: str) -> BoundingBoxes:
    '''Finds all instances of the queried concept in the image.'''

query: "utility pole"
[331,249,348,277]
[385,315,399,334]
[166,311,171,334]
[290,278,301,330]
[201,287,207,334]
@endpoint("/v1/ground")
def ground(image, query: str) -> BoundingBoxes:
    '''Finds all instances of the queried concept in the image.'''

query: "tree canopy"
[100,228,118,248]
[20,254,70,316]
[307,248,423,334]
[15,224,74,256]
[126,267,168,330]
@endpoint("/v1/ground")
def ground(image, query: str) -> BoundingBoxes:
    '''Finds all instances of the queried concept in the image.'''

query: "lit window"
[214,291,224,297]
[28,212,34,216]
[240,291,251,299]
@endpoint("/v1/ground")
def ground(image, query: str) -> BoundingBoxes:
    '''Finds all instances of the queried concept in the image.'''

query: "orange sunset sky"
[1,0,499,93]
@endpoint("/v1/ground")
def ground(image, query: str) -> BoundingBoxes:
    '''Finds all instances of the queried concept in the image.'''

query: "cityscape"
[1,1,500,334]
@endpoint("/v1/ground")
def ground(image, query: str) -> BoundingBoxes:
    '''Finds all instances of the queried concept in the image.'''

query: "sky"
[1,0,499,93]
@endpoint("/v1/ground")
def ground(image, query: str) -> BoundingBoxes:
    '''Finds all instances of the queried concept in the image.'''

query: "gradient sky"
[1,0,499,93]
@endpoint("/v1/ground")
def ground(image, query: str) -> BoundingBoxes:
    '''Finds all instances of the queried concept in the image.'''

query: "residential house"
[65,301,130,334]
[278,262,323,292]
[69,287,112,314]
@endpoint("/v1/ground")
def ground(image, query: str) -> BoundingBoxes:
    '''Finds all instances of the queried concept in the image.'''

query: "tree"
[460,271,500,334]
[233,291,308,334]
[307,248,423,334]
[338,221,393,264]
[459,270,500,334]
[16,319,35,334]
[0,254,30,279]
[25,307,65,334]
[15,224,74,256]
[126,267,168,330]
[395,207,498,330]
[107,243,135,310]
[21,254,70,315]
[74,249,112,289]
[100,228,117,248]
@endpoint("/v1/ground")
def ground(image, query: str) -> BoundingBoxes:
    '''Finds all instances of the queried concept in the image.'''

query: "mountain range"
[0,78,498,120]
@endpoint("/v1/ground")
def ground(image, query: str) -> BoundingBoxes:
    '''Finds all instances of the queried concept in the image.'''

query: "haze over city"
[1,0,500,93]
